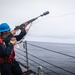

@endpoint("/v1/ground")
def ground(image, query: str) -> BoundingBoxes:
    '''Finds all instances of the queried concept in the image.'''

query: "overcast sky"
[0,0,75,44]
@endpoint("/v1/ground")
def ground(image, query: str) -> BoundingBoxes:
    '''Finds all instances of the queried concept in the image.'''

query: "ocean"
[15,41,75,75]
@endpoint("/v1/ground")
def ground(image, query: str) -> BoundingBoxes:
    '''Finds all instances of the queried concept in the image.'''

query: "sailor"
[0,23,28,75]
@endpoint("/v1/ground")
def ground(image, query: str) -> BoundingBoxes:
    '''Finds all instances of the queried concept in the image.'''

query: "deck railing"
[15,41,75,75]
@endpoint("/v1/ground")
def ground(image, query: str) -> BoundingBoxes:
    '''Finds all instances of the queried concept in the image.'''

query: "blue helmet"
[0,23,11,32]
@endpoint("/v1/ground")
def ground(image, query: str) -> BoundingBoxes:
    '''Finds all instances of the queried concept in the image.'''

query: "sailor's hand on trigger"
[10,37,17,45]
[10,40,17,46]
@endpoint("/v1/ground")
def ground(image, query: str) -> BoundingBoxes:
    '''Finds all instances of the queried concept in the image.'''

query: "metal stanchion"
[23,41,39,75]
[24,41,29,70]
[38,66,43,75]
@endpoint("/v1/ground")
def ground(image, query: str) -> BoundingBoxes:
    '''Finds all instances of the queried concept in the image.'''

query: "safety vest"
[0,35,15,63]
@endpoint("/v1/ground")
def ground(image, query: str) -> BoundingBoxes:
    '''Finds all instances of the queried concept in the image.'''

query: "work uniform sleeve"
[14,27,26,41]
[3,34,13,45]
[0,43,13,58]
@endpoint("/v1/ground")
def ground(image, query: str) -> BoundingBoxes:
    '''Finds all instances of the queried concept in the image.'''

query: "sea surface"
[15,41,75,75]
